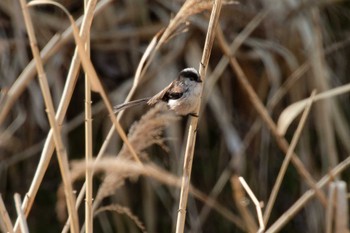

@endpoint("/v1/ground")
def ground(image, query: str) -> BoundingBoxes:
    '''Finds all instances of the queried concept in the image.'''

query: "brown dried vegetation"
[1,0,350,233]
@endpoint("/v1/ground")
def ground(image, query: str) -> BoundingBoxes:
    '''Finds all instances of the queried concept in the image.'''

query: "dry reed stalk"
[265,155,350,233]
[84,1,93,232]
[14,194,29,233]
[230,176,258,233]
[19,1,79,233]
[0,195,14,233]
[175,0,222,232]
[263,90,316,225]
[217,29,328,205]
[12,1,111,231]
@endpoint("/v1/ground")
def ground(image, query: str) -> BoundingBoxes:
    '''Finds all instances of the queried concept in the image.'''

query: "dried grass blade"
[277,83,350,135]
[175,0,223,232]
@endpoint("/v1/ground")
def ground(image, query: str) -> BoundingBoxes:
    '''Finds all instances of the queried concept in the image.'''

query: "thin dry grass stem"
[263,90,316,225]
[175,0,222,232]
[13,1,110,232]
[265,155,350,233]
[84,1,93,232]
[238,177,265,233]
[19,1,79,233]
[0,195,14,233]
[14,194,29,233]
[217,30,328,206]
[95,204,147,233]
[277,83,350,135]
[230,176,258,233]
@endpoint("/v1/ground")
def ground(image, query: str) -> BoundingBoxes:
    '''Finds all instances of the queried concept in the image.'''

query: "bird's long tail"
[113,97,151,113]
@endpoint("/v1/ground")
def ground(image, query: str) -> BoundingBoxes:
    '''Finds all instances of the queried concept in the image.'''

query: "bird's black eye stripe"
[181,71,199,81]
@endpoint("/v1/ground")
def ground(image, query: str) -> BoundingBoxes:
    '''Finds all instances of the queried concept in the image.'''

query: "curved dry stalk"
[19,1,79,232]
[175,0,222,232]
[230,176,258,233]
[238,177,265,233]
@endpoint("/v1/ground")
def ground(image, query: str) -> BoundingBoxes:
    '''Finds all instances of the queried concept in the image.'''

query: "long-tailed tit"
[114,67,202,116]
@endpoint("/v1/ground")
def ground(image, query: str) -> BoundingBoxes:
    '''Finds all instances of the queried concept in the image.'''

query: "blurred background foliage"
[1,0,350,232]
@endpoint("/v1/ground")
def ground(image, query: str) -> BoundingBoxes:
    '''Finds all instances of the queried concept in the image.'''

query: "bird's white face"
[168,71,202,115]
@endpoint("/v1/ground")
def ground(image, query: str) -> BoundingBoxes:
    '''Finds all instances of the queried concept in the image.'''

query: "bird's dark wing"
[147,80,183,105]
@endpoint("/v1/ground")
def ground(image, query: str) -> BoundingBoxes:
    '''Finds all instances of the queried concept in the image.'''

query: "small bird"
[114,67,202,116]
